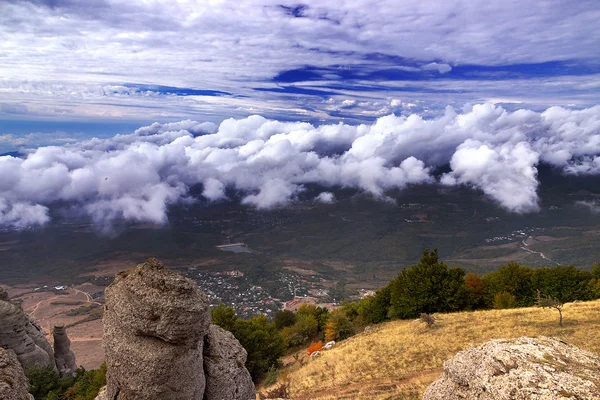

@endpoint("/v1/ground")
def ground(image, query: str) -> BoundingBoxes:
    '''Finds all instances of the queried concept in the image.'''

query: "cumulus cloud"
[315,192,335,204]
[0,104,599,229]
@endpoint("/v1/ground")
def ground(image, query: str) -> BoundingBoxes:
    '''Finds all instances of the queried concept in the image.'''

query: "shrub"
[419,313,435,328]
[307,341,323,356]
[493,291,517,309]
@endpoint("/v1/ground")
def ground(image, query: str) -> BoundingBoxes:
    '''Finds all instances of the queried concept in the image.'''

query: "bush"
[27,366,74,399]
[493,291,517,309]
[307,340,323,356]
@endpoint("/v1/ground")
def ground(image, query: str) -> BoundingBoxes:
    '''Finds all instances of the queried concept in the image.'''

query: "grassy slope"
[264,300,600,400]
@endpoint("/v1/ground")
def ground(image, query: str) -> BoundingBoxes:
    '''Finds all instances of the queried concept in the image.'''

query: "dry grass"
[266,300,600,400]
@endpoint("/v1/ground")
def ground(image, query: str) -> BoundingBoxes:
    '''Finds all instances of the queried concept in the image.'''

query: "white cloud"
[315,192,335,203]
[0,104,599,229]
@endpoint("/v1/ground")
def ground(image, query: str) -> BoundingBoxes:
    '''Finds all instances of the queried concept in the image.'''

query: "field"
[263,300,600,399]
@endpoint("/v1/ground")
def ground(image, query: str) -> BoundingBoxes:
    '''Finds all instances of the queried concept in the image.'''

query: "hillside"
[263,300,600,399]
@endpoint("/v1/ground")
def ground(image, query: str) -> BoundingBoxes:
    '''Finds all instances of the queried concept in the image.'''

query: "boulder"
[0,347,34,400]
[423,336,600,400]
[203,324,255,400]
[0,298,56,372]
[103,258,211,400]
[53,325,78,377]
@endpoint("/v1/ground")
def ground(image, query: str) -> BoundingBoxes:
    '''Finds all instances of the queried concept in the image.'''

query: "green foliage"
[27,364,106,400]
[483,261,535,307]
[493,291,518,309]
[212,306,286,382]
[263,365,279,387]
[62,363,107,400]
[281,313,319,346]
[531,266,593,303]
[27,366,74,399]
[324,309,354,341]
[273,310,296,330]
[211,303,238,331]
[389,249,467,318]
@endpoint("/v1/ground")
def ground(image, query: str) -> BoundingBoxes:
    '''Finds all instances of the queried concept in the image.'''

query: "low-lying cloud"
[1,104,599,229]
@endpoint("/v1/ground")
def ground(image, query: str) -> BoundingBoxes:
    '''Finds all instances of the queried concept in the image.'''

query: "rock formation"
[0,347,34,400]
[0,296,57,372]
[203,324,255,400]
[423,336,600,400]
[53,325,78,377]
[103,258,256,400]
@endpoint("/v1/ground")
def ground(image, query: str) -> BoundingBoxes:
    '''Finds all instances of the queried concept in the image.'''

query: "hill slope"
[265,300,600,399]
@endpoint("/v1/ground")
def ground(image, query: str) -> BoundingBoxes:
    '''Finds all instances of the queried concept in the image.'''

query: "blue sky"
[1,0,599,152]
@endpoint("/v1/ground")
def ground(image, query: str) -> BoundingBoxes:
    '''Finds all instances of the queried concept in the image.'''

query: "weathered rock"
[0,347,34,400]
[423,336,600,400]
[0,287,9,302]
[103,258,211,400]
[94,386,108,400]
[203,324,256,400]
[53,325,78,377]
[0,298,56,372]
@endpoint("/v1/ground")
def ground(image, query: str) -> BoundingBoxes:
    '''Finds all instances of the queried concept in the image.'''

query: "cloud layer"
[1,104,599,229]
[1,1,599,124]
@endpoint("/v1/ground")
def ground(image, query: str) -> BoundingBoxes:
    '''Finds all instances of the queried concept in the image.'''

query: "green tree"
[273,310,296,330]
[212,306,286,382]
[324,309,354,341]
[389,249,467,318]
[27,366,74,400]
[531,266,593,303]
[465,272,489,309]
[211,303,237,331]
[483,261,535,307]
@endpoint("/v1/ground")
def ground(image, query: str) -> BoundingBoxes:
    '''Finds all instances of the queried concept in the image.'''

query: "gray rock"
[103,258,211,400]
[203,324,256,400]
[0,287,8,302]
[423,336,600,400]
[0,347,34,400]
[53,325,78,377]
[0,298,57,372]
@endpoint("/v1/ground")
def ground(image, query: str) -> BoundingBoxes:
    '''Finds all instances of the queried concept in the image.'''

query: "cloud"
[0,104,599,229]
[315,192,335,203]
[0,1,599,123]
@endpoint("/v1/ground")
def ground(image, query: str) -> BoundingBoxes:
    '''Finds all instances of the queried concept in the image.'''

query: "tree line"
[211,249,600,383]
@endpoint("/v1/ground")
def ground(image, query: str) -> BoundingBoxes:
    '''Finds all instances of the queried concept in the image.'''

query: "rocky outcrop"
[103,258,212,400]
[0,347,34,400]
[203,324,255,400]
[53,325,77,377]
[0,297,56,372]
[423,336,600,400]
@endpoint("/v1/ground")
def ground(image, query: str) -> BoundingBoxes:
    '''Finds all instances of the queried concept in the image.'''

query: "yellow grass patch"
[266,300,600,400]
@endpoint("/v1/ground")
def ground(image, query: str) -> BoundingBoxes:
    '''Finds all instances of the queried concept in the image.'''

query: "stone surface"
[94,386,108,400]
[0,298,57,372]
[203,324,256,400]
[103,258,211,400]
[423,336,600,400]
[0,347,34,400]
[53,325,78,377]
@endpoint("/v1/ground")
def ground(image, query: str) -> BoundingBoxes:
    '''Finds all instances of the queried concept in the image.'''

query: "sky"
[0,0,599,229]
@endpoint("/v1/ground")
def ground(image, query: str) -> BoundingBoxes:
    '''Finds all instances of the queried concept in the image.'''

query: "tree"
[465,272,488,309]
[531,266,593,303]
[324,309,354,342]
[493,291,517,309]
[389,249,467,318]
[538,295,564,326]
[212,306,286,382]
[273,310,296,330]
[211,303,237,331]
[483,261,535,307]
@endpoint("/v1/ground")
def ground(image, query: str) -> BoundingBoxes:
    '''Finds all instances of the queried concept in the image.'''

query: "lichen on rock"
[423,336,600,400]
